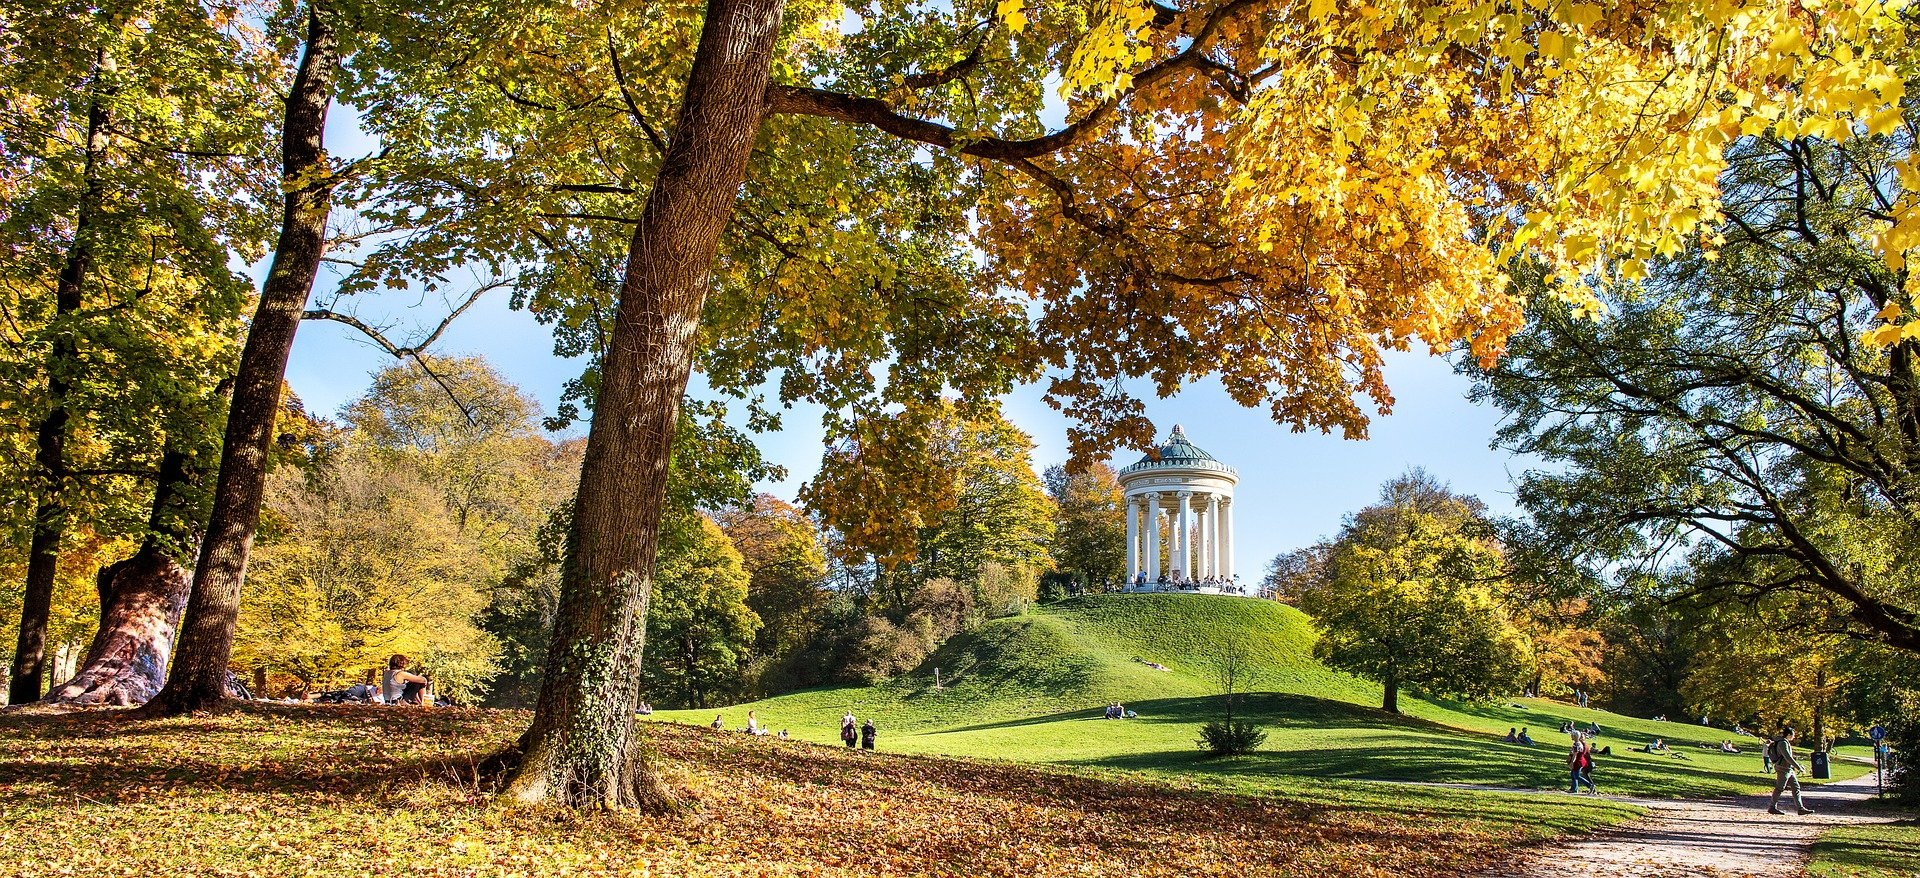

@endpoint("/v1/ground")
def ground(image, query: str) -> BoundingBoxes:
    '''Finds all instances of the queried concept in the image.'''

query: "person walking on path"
[860,718,877,750]
[841,713,858,748]
[1567,731,1597,794]
[1767,727,1815,816]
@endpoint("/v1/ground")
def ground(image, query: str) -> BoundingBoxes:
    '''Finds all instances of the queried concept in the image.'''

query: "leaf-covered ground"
[0,704,1635,877]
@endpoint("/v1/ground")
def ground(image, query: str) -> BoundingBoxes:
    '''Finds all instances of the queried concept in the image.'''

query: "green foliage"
[642,512,761,709]
[1043,463,1125,585]
[0,0,281,677]
[1296,471,1530,712]
[1037,571,1081,603]
[1198,719,1268,758]
[1472,131,1920,659]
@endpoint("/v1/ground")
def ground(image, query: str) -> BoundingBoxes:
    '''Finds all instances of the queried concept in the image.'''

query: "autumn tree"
[331,0,1919,806]
[716,495,828,686]
[0,0,279,703]
[1043,463,1126,585]
[1296,472,1530,713]
[233,357,566,700]
[236,456,502,699]
[911,409,1056,602]
[642,512,761,709]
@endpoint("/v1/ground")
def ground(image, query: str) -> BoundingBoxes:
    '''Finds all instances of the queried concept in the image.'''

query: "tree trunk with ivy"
[143,4,340,717]
[495,0,786,809]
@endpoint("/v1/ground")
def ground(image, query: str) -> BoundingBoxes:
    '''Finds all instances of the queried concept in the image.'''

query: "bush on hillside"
[1198,719,1267,757]
[1037,571,1084,603]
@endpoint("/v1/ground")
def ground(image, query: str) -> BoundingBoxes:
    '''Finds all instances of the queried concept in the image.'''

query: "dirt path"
[1486,772,1894,878]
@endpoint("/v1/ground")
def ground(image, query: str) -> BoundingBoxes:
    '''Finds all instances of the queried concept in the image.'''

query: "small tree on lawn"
[1297,471,1530,713]
[1198,639,1265,757]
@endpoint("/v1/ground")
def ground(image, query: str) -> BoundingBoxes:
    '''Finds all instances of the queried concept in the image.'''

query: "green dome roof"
[1117,425,1236,478]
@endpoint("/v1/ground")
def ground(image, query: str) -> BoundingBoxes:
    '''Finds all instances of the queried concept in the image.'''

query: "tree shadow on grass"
[932,692,1456,735]
[1809,820,1920,875]
[893,617,1105,703]
[0,703,511,799]
[1071,728,1773,801]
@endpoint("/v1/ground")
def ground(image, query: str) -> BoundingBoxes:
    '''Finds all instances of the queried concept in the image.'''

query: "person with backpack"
[1766,727,1814,815]
[1567,732,1597,794]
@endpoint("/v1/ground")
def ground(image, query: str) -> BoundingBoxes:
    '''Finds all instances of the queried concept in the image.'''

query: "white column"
[1206,494,1221,579]
[1175,491,1193,578]
[1221,497,1235,581]
[1124,496,1140,581]
[1195,502,1210,579]
[1145,493,1161,581]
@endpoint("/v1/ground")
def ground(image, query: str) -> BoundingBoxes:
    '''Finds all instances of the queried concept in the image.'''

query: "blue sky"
[287,289,1538,578]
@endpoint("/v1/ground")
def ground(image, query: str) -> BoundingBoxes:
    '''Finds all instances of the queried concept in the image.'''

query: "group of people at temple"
[1127,571,1248,594]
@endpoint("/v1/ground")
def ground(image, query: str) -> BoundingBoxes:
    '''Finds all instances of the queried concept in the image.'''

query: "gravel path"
[1486,771,1894,878]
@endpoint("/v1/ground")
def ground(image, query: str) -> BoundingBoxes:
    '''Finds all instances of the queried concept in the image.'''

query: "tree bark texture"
[45,449,197,706]
[10,53,114,706]
[143,5,339,716]
[499,0,787,808]
[1382,671,1399,714]
[43,547,190,706]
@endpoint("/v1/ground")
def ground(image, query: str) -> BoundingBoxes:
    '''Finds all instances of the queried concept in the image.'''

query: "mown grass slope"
[0,704,1635,878]
[656,594,1873,799]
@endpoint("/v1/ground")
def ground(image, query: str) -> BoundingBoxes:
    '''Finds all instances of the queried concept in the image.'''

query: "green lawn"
[1807,820,1920,877]
[654,594,1872,800]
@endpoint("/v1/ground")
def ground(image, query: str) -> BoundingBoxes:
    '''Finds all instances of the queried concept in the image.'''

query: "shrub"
[1198,719,1267,757]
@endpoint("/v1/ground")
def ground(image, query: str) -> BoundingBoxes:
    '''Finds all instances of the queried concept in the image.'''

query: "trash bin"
[1811,750,1831,779]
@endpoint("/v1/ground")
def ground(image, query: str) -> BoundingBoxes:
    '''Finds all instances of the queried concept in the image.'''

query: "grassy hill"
[653,593,1873,800]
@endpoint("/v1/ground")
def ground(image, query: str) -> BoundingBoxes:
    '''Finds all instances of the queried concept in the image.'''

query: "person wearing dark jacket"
[860,718,877,750]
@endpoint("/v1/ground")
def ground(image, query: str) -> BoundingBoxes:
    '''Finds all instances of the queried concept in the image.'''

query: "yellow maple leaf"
[1875,303,1902,322]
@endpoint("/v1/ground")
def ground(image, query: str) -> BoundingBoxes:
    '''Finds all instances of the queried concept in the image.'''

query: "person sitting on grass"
[1720,740,1742,754]
[1505,728,1519,744]
[382,655,431,706]
[1518,728,1536,746]
[637,701,653,715]
[1642,738,1668,753]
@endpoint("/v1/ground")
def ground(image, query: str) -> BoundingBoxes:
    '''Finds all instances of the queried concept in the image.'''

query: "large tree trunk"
[496,0,786,809]
[43,547,190,706]
[10,52,114,706]
[1382,671,1399,714]
[46,450,196,706]
[141,5,339,717]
